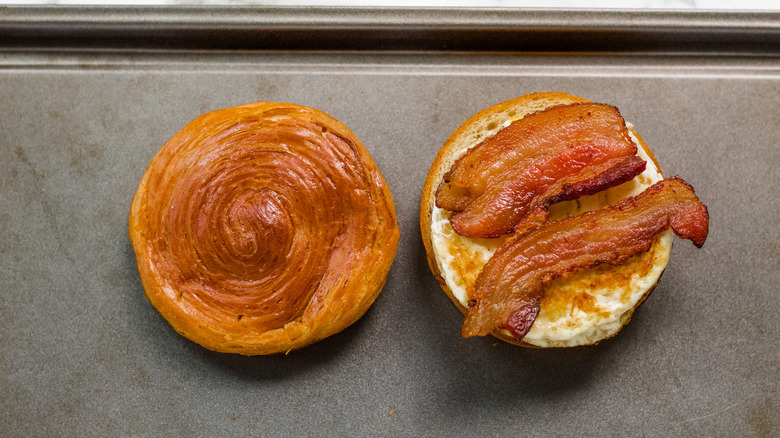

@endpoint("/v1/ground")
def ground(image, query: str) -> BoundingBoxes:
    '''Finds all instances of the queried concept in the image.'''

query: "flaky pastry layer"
[130,102,399,355]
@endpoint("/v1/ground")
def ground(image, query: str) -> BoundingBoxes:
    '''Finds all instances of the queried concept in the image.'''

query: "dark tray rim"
[2,5,780,53]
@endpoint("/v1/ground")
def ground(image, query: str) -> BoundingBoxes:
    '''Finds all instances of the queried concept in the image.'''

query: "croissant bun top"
[129,102,399,355]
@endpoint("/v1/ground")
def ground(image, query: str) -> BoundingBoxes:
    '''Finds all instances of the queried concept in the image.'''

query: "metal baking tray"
[2,6,778,437]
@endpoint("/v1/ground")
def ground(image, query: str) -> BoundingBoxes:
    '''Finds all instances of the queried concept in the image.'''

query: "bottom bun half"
[420,92,672,348]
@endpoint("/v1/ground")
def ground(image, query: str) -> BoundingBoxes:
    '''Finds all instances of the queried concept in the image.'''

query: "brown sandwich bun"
[420,92,672,348]
[130,102,399,355]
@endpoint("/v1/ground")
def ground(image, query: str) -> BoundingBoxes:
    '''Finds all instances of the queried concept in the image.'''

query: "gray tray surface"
[1,8,779,438]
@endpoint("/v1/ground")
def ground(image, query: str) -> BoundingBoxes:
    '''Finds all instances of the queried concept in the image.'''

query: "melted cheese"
[430,126,673,347]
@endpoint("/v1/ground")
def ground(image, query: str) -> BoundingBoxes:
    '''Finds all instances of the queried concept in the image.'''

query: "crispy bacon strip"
[436,103,646,238]
[512,154,648,235]
[461,177,709,340]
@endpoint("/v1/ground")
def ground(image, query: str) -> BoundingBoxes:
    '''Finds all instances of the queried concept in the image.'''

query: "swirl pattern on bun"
[130,102,399,355]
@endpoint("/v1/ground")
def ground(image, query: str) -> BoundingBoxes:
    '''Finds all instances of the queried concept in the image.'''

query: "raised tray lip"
[2,5,780,52]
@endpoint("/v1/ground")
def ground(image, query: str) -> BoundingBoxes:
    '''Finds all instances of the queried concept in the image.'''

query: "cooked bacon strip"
[545,155,647,206]
[510,155,649,235]
[461,177,709,339]
[436,103,646,238]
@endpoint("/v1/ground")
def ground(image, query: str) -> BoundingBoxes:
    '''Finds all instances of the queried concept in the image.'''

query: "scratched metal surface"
[1,7,778,437]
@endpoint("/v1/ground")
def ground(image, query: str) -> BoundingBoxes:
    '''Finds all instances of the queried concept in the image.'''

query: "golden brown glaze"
[462,177,709,339]
[129,102,399,355]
